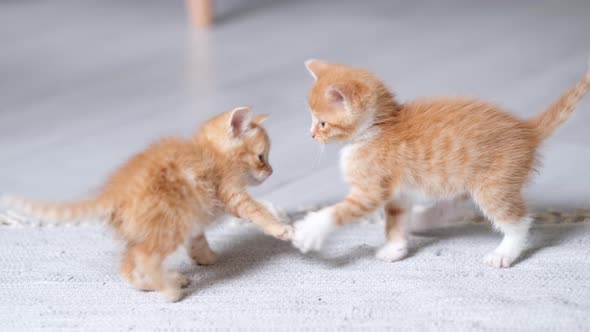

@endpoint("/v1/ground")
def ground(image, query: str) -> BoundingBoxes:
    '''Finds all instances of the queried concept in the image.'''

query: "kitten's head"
[304,60,393,143]
[220,106,273,185]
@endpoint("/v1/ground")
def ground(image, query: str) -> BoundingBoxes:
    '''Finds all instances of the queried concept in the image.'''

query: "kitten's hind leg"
[483,217,532,268]
[168,271,190,288]
[376,201,410,262]
[121,244,155,291]
[188,234,220,266]
[473,190,531,268]
[134,243,186,302]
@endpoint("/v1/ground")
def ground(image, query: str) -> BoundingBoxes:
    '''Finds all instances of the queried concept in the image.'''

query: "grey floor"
[1,0,590,211]
[1,0,590,330]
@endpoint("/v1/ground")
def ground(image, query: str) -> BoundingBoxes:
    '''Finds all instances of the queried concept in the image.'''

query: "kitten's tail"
[530,58,590,141]
[0,194,113,223]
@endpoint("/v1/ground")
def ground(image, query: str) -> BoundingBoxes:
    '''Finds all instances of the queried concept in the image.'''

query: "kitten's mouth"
[313,137,328,144]
[249,171,271,185]
[318,137,336,144]
[258,172,271,182]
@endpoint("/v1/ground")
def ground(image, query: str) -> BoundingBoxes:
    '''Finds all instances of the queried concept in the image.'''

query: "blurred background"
[2,2,590,330]
[1,0,590,211]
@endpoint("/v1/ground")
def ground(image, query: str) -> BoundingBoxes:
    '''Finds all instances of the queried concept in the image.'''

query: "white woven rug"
[1,208,590,331]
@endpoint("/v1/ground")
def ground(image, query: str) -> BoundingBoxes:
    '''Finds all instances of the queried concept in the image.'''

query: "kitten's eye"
[320,121,326,128]
[258,154,264,163]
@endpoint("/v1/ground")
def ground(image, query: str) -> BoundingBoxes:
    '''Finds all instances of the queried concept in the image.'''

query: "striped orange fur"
[2,106,292,301]
[293,59,590,268]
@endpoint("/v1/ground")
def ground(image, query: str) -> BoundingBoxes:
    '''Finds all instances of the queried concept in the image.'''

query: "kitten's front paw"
[483,251,516,268]
[267,224,294,241]
[192,250,220,266]
[162,287,184,303]
[292,209,336,253]
[277,225,294,241]
[376,242,408,262]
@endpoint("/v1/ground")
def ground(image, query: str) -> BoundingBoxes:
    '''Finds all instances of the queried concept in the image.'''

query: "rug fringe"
[1,206,589,228]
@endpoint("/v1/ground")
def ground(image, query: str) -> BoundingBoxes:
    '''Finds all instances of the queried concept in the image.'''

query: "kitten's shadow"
[180,222,581,298]
[410,222,581,266]
[295,244,376,268]
[519,224,581,262]
[180,228,375,299]
[181,229,295,299]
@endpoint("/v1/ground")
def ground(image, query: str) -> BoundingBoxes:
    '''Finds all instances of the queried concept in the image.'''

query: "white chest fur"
[339,129,379,182]
[339,142,359,171]
[339,141,365,183]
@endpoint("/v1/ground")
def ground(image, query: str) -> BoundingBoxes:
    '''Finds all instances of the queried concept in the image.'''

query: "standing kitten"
[2,107,292,301]
[293,59,590,268]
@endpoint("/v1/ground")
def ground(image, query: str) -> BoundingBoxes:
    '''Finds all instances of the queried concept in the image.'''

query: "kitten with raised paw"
[2,106,292,302]
[293,59,590,268]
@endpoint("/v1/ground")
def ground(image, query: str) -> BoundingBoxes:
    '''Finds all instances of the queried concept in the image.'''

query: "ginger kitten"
[293,59,590,268]
[2,107,292,301]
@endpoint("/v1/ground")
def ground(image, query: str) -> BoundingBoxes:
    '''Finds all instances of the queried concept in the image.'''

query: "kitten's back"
[378,97,537,192]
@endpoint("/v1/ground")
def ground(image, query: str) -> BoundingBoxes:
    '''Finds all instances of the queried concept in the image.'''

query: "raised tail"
[530,59,590,141]
[0,194,113,223]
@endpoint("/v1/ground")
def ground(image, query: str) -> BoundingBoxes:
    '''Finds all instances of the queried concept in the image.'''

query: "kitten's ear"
[253,114,269,124]
[305,59,329,80]
[229,106,253,137]
[326,85,346,105]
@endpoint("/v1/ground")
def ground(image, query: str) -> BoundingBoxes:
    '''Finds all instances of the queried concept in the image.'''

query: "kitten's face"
[239,123,273,185]
[307,87,355,144]
[226,107,273,185]
[305,60,377,144]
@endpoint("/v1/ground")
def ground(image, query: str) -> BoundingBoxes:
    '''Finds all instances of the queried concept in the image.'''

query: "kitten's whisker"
[314,143,325,168]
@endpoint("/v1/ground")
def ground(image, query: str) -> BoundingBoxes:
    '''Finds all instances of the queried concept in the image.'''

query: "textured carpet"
[1,219,590,331]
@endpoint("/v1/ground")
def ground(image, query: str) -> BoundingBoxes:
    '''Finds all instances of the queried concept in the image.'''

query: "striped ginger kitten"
[2,107,292,301]
[293,59,590,268]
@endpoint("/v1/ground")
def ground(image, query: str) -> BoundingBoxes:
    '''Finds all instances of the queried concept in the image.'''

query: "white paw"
[162,287,184,302]
[483,251,516,268]
[376,242,408,262]
[169,272,190,288]
[292,209,336,253]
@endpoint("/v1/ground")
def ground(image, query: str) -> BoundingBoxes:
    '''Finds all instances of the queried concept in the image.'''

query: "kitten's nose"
[311,133,316,139]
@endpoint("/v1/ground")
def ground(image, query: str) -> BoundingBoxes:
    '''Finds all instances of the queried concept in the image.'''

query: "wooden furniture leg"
[186,0,213,29]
